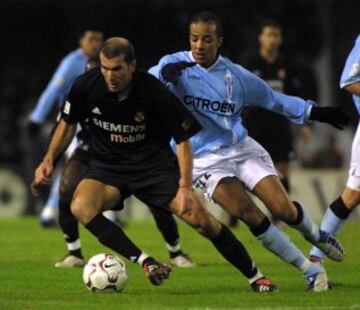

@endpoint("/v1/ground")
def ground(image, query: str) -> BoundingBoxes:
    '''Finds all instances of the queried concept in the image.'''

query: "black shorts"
[81,158,180,210]
[70,147,92,165]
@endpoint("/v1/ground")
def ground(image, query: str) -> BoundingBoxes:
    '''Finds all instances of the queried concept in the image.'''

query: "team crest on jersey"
[350,63,360,77]
[278,68,286,80]
[134,111,145,122]
[225,69,234,104]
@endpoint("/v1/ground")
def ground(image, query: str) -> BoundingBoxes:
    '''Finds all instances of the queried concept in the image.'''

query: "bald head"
[101,37,136,64]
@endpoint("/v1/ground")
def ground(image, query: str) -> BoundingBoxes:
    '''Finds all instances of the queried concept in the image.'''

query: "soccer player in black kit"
[32,37,276,291]
[242,20,314,195]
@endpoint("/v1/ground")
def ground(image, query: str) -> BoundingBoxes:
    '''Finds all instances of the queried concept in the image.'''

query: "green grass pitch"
[0,217,359,309]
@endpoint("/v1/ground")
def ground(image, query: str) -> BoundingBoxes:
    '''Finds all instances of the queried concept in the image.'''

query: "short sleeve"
[61,78,86,124]
[149,76,202,143]
[340,36,360,89]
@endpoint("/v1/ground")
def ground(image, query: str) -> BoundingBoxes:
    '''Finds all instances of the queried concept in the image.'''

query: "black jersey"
[241,53,302,161]
[61,68,202,170]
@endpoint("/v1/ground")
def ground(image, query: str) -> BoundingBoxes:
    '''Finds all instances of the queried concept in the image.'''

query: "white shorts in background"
[347,121,360,191]
[193,136,278,199]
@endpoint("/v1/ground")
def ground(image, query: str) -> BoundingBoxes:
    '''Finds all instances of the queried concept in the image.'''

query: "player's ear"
[130,59,136,72]
[217,36,224,48]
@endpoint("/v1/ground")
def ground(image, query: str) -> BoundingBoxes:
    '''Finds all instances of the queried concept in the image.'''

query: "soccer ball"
[83,253,128,293]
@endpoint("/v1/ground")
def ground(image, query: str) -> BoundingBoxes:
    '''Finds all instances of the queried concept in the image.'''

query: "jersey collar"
[188,51,222,72]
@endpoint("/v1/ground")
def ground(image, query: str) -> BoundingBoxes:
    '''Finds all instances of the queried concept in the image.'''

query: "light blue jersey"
[30,48,88,123]
[149,51,314,156]
[340,35,360,114]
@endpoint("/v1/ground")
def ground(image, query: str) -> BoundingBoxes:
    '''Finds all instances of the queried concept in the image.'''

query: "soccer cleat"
[142,257,172,286]
[309,255,332,289]
[307,272,329,292]
[313,230,345,262]
[55,254,86,268]
[170,252,196,268]
[250,277,278,293]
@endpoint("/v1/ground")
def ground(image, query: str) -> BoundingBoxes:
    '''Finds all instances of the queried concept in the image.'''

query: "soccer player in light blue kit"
[149,11,349,292]
[28,29,103,226]
[310,35,360,266]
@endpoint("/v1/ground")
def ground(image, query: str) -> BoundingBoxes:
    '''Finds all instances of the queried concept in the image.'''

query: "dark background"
[0,0,359,213]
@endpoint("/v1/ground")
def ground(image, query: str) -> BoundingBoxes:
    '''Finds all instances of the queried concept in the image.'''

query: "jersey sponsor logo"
[110,133,146,143]
[91,107,102,115]
[184,95,235,115]
[93,118,146,133]
[350,63,360,77]
[134,111,145,122]
[63,101,71,115]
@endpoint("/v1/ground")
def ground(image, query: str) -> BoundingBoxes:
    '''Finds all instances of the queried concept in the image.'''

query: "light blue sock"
[257,224,321,276]
[310,208,345,259]
[291,202,320,243]
[40,175,60,221]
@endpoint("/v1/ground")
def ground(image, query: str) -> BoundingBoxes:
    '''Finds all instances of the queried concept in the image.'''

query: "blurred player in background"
[149,11,348,291]
[32,37,276,291]
[310,34,360,266]
[27,29,103,226]
[238,20,314,227]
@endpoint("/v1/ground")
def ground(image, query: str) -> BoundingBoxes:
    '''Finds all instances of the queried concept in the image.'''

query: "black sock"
[169,250,183,259]
[330,196,352,220]
[289,201,303,226]
[281,177,290,193]
[58,199,83,258]
[249,217,271,237]
[211,224,258,279]
[85,213,142,262]
[149,206,180,246]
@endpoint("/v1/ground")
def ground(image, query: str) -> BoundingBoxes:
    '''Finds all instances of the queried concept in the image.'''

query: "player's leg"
[275,162,291,193]
[148,206,195,267]
[212,177,327,291]
[71,178,170,285]
[310,123,360,261]
[253,175,344,262]
[169,193,277,293]
[55,157,88,267]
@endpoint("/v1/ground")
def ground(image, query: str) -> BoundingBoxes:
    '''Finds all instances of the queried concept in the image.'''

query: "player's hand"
[31,160,54,196]
[176,187,194,215]
[309,105,351,130]
[161,61,196,85]
[26,121,41,138]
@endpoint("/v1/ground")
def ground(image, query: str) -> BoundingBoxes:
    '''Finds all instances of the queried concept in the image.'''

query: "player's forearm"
[176,140,193,188]
[43,119,76,164]
[345,82,360,97]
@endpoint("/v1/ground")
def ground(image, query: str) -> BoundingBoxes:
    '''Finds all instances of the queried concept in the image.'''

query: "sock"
[149,206,180,248]
[210,224,258,279]
[310,196,351,259]
[253,218,314,273]
[281,177,290,193]
[40,175,60,221]
[85,213,143,263]
[290,201,320,243]
[58,199,83,258]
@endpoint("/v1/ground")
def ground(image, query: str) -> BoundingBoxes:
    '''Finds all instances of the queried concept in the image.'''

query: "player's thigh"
[60,158,88,201]
[169,193,221,238]
[213,177,265,226]
[252,175,297,221]
[274,162,290,179]
[71,178,121,223]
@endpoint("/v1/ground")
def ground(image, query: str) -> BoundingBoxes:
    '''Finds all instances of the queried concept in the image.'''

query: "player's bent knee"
[191,207,221,239]
[70,196,98,225]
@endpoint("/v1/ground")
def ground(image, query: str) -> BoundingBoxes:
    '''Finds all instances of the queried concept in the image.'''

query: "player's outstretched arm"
[31,119,76,196]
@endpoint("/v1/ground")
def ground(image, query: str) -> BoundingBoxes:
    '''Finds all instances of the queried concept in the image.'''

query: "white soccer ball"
[83,253,128,293]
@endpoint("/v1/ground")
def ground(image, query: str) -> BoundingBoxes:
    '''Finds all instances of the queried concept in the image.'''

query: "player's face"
[189,22,223,68]
[259,26,282,52]
[100,53,136,93]
[81,31,103,58]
